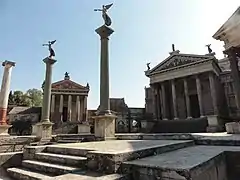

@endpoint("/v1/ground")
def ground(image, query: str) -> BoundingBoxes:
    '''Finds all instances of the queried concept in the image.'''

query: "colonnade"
[50,94,87,121]
[152,72,218,120]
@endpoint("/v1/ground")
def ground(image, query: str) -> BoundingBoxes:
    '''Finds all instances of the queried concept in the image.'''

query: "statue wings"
[50,40,56,45]
[104,3,113,10]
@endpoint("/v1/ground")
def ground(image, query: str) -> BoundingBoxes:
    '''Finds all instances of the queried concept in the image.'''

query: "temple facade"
[50,73,89,124]
[145,49,238,131]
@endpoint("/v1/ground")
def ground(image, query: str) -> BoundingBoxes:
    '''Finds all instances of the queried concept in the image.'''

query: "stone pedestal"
[206,115,224,132]
[93,114,116,140]
[225,122,240,134]
[34,121,53,139]
[0,124,12,136]
[78,123,91,134]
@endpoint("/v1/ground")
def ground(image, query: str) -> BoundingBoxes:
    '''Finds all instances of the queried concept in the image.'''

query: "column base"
[78,123,91,134]
[92,114,117,140]
[225,122,240,134]
[186,116,192,119]
[206,115,224,132]
[0,124,11,136]
[162,118,168,121]
[34,121,54,140]
[173,117,179,120]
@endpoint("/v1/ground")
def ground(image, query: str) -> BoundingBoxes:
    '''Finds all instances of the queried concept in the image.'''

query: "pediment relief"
[52,80,88,90]
[150,54,212,74]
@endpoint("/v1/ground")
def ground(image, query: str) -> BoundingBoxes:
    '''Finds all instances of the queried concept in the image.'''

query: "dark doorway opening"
[189,94,200,118]
[62,107,68,122]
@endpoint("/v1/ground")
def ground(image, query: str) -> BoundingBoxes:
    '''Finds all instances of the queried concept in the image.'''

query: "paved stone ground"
[123,145,240,169]
[49,140,191,153]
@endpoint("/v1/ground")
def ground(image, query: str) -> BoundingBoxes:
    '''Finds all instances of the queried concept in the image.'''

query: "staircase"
[7,145,126,180]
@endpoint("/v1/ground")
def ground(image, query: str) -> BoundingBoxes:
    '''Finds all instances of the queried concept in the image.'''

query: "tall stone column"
[209,73,218,115]
[67,95,72,121]
[226,48,240,112]
[171,80,178,120]
[183,78,192,119]
[35,57,56,139]
[161,83,168,120]
[0,61,15,136]
[93,24,116,140]
[83,96,87,121]
[196,75,204,117]
[59,94,63,121]
[76,96,80,121]
[151,85,157,119]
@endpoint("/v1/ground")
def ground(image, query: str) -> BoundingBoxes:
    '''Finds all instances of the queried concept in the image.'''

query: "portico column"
[183,78,192,119]
[209,73,218,115]
[171,80,178,120]
[196,75,204,117]
[51,94,55,113]
[161,83,168,120]
[59,94,63,121]
[83,96,87,121]
[68,95,72,121]
[76,96,80,121]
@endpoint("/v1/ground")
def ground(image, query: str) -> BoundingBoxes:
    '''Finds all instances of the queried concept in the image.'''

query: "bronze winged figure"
[94,3,113,26]
[206,44,213,54]
[43,40,56,58]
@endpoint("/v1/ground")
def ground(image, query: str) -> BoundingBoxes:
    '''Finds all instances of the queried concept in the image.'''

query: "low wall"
[150,117,208,133]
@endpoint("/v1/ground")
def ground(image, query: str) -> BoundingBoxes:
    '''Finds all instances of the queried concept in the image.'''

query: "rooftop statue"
[206,44,213,54]
[43,40,56,58]
[94,3,113,26]
[146,63,151,70]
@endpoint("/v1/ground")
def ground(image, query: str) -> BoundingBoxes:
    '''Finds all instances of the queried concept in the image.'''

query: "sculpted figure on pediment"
[161,57,196,70]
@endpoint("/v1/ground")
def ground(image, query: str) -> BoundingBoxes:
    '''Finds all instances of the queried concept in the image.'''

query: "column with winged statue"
[33,40,57,139]
[92,3,117,140]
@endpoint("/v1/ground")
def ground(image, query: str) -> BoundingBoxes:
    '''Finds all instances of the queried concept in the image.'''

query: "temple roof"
[51,72,89,92]
[146,52,216,76]
[213,7,240,40]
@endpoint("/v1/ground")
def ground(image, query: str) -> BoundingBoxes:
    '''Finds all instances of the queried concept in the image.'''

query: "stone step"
[58,139,82,143]
[22,160,81,176]
[35,152,87,167]
[45,146,89,156]
[51,172,129,180]
[7,167,52,180]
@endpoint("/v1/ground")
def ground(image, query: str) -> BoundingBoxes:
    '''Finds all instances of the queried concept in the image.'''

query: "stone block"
[78,123,91,134]
[34,121,54,139]
[93,114,116,140]
[206,115,224,132]
[0,125,11,136]
[225,122,240,134]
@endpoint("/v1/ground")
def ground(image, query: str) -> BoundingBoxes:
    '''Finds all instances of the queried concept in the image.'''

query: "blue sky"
[0,0,239,109]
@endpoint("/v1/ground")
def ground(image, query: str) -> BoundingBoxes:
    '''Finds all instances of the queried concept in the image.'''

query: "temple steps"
[22,160,81,176]
[35,152,87,167]
[7,167,52,180]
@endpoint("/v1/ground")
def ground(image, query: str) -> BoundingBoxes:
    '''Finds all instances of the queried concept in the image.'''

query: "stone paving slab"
[48,140,192,154]
[122,145,240,179]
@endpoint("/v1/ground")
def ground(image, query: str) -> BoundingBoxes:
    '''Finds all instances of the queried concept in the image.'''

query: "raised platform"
[4,133,240,179]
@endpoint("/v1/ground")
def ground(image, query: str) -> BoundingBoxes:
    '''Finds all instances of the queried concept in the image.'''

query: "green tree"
[12,90,30,106]
[25,88,43,107]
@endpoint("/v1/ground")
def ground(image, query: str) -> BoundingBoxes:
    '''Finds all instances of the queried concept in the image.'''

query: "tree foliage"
[8,89,43,107]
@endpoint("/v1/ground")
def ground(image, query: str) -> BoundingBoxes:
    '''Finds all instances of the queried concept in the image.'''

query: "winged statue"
[94,3,113,26]
[146,63,151,70]
[206,44,213,54]
[43,40,56,58]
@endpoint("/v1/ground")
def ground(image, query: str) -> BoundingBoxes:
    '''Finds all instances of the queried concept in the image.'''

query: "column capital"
[2,60,15,68]
[95,25,114,39]
[43,57,57,65]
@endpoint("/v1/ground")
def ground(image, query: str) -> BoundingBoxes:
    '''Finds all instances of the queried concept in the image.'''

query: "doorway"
[189,94,200,118]
[62,107,68,122]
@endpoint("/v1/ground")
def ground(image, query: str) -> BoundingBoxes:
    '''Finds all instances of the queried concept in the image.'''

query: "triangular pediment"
[149,53,214,74]
[51,80,88,90]
[213,7,240,39]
